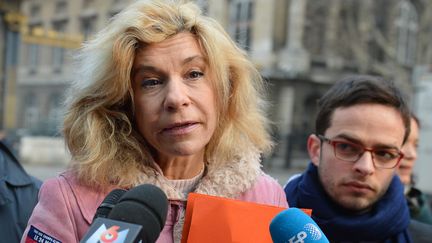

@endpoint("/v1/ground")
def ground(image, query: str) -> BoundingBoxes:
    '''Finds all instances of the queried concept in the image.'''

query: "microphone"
[269,208,329,243]
[93,189,127,221]
[80,184,169,243]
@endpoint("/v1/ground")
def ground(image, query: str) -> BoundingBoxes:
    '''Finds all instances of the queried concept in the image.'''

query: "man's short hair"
[315,75,411,143]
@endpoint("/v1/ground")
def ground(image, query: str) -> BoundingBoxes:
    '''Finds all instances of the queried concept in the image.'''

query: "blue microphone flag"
[269,208,329,243]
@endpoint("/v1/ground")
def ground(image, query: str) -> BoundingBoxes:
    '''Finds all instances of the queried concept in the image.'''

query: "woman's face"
[131,33,217,162]
[398,117,419,185]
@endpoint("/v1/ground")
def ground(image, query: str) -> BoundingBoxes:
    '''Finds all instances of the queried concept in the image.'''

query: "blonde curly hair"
[64,0,272,187]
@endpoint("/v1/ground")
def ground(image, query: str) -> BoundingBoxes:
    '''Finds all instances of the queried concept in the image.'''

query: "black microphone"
[93,189,127,221]
[80,184,169,243]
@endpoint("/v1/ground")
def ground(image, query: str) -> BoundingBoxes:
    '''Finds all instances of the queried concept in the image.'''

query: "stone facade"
[16,0,134,137]
[12,0,432,169]
[413,66,432,193]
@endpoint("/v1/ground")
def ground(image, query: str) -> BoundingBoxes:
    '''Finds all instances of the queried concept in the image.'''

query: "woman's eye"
[141,78,162,88]
[188,70,204,79]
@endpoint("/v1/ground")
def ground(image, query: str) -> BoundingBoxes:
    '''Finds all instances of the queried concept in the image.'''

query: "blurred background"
[0,0,431,193]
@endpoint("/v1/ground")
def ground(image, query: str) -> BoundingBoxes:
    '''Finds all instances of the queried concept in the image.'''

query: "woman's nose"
[163,78,191,111]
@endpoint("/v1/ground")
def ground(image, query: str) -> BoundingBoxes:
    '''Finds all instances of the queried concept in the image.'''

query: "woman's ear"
[307,134,321,166]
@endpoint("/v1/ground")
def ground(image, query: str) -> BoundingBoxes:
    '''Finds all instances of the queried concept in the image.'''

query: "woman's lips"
[161,122,199,135]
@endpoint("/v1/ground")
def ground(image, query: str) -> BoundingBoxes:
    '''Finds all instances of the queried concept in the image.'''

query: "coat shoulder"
[409,219,432,243]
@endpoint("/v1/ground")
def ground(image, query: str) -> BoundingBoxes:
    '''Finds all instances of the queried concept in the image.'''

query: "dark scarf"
[284,163,412,243]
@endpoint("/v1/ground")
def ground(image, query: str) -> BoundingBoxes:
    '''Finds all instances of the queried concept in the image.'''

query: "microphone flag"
[81,218,142,243]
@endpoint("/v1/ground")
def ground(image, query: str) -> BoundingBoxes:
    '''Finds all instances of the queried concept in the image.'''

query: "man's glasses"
[318,135,404,169]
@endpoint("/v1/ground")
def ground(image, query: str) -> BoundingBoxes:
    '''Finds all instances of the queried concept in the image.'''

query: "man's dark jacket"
[0,141,41,242]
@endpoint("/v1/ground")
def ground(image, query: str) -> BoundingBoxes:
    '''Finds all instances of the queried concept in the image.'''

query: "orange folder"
[181,193,311,243]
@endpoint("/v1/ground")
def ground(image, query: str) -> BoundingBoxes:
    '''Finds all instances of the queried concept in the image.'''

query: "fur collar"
[135,149,263,200]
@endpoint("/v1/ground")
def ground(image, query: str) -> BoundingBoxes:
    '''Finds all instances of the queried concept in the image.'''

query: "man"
[284,75,432,242]
[0,140,41,242]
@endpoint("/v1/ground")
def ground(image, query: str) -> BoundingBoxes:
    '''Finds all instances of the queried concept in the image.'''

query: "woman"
[21,1,287,242]
[397,114,432,224]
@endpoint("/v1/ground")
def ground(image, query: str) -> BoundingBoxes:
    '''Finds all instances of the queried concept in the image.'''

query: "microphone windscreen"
[108,184,169,243]
[93,188,127,221]
[270,208,329,243]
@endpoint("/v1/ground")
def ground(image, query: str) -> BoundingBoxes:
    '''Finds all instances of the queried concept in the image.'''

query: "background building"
[16,0,132,137]
[12,0,135,164]
[412,65,432,195]
[6,0,432,191]
[0,0,24,140]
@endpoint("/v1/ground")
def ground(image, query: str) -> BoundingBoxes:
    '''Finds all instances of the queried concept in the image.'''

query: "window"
[27,24,43,71]
[81,16,97,40]
[51,20,68,72]
[6,30,19,65]
[82,0,95,8]
[395,0,418,66]
[30,5,41,18]
[228,0,254,51]
[303,1,327,57]
[55,0,68,14]
[47,93,63,135]
[52,19,68,33]
[28,44,39,73]
[52,47,64,72]
[23,93,39,130]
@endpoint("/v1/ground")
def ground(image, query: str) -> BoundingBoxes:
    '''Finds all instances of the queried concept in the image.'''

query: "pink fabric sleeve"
[20,177,80,243]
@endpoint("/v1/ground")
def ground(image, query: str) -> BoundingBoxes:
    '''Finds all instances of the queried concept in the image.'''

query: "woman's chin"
[159,145,205,158]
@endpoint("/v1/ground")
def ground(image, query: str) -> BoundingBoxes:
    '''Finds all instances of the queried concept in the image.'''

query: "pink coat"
[21,172,287,243]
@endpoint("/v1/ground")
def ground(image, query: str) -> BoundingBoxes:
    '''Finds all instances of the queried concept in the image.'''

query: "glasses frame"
[317,135,404,169]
